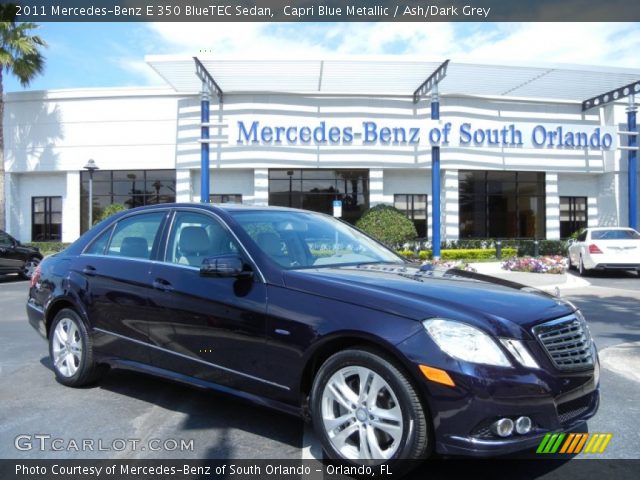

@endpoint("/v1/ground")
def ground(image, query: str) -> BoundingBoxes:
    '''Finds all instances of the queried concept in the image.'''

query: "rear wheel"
[49,309,107,387]
[311,349,430,471]
[21,256,40,280]
[578,256,588,277]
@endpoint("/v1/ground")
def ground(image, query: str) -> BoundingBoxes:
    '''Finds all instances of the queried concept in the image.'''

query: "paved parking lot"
[1,271,639,462]
[568,269,640,292]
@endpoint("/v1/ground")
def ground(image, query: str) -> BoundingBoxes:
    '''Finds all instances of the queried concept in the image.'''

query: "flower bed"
[422,259,478,273]
[501,256,567,274]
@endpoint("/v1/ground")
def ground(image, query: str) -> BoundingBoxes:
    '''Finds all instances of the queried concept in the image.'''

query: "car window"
[106,212,165,260]
[0,231,13,247]
[591,229,640,240]
[165,212,239,267]
[84,226,114,255]
[232,210,404,269]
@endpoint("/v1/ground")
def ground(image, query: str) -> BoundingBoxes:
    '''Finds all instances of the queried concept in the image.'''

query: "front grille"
[557,393,593,424]
[532,314,594,371]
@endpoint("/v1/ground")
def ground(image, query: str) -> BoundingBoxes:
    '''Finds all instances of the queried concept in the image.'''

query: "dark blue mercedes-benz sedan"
[27,203,599,468]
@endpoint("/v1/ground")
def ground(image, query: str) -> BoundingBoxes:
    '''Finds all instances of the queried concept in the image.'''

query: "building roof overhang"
[146,54,640,104]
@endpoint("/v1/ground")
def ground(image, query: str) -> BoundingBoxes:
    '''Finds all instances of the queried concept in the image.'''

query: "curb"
[468,262,591,294]
[599,342,640,383]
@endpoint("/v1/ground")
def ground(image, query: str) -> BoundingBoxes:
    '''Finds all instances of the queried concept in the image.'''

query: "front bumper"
[397,329,600,457]
[437,389,599,456]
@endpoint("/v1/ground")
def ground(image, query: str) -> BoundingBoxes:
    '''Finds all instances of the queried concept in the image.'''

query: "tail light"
[30,264,42,288]
[588,244,603,254]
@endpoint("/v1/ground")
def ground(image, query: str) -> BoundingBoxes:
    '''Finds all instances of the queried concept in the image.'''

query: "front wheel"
[49,309,106,387]
[310,349,430,469]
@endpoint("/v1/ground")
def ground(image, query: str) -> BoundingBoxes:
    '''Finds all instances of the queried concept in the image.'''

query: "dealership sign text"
[236,121,615,150]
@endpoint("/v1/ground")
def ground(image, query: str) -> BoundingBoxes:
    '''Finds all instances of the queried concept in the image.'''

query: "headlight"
[423,319,511,367]
[499,339,540,369]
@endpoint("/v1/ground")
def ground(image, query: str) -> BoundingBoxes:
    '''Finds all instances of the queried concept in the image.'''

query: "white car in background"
[568,227,640,276]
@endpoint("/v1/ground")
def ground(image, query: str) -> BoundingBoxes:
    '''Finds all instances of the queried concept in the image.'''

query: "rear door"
[75,210,169,364]
[146,210,275,396]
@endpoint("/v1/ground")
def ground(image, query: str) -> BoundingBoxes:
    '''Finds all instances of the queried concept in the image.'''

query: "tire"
[578,256,588,277]
[21,256,41,280]
[310,348,430,471]
[48,308,107,387]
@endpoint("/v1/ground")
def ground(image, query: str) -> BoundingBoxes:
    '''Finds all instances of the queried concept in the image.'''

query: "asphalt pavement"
[1,268,639,463]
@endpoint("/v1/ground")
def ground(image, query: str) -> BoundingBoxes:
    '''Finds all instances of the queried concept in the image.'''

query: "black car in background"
[0,230,42,279]
[26,204,599,469]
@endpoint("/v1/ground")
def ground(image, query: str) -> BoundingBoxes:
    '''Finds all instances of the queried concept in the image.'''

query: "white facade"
[3,73,638,243]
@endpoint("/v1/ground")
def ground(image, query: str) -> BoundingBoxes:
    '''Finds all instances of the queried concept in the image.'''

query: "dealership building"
[3,56,639,244]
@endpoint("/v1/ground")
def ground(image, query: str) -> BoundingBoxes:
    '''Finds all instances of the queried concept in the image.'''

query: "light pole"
[83,159,99,231]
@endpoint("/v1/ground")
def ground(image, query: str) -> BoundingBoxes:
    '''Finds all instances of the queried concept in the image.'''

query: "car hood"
[282,264,574,337]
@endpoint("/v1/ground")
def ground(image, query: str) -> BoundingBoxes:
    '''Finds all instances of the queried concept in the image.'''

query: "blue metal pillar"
[628,96,638,230]
[431,85,441,259]
[200,87,210,203]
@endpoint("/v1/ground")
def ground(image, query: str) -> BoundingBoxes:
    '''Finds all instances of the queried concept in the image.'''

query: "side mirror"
[200,255,253,279]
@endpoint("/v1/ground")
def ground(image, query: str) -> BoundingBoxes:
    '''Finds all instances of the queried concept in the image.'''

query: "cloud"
[119,22,640,86]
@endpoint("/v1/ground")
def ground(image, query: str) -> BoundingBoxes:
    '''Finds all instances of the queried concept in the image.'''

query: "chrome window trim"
[81,208,172,257]
[93,327,289,391]
[161,207,266,284]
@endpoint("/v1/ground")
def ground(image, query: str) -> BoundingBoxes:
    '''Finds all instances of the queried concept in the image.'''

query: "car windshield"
[591,229,640,240]
[230,210,406,269]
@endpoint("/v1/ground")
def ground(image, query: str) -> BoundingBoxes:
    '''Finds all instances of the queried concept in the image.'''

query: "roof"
[145,55,640,103]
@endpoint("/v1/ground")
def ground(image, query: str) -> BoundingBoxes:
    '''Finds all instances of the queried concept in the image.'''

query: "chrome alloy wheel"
[23,258,40,279]
[52,317,83,377]
[320,366,403,461]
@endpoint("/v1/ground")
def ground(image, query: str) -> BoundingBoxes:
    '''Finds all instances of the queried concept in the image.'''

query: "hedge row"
[26,242,71,256]
[397,248,517,261]
[402,240,569,257]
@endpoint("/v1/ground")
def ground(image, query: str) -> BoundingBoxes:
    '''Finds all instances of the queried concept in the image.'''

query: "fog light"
[491,418,514,437]
[515,416,532,435]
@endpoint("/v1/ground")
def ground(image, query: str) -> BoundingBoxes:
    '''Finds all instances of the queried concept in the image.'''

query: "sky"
[5,22,640,92]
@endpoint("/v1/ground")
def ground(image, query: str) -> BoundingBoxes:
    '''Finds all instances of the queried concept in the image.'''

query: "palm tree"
[0,4,46,229]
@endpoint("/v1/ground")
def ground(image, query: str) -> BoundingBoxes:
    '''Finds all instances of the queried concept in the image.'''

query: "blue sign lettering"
[235,120,613,150]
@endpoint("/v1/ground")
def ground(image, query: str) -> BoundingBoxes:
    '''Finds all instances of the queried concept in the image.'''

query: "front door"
[147,210,274,396]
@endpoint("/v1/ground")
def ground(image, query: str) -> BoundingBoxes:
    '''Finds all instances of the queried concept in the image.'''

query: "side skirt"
[94,355,303,418]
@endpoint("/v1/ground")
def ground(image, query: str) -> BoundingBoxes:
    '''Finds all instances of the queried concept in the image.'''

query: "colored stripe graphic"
[536,433,552,453]
[539,433,613,454]
[598,434,613,453]
[537,433,566,453]
[567,433,587,453]
[573,433,589,453]
[559,433,575,453]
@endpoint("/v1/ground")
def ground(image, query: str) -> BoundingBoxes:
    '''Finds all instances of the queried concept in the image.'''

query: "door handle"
[152,278,174,292]
[82,265,97,276]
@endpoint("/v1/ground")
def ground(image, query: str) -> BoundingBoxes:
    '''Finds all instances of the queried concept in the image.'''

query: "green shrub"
[356,204,417,246]
[25,242,71,256]
[397,248,517,261]
[440,239,568,257]
[94,203,127,225]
